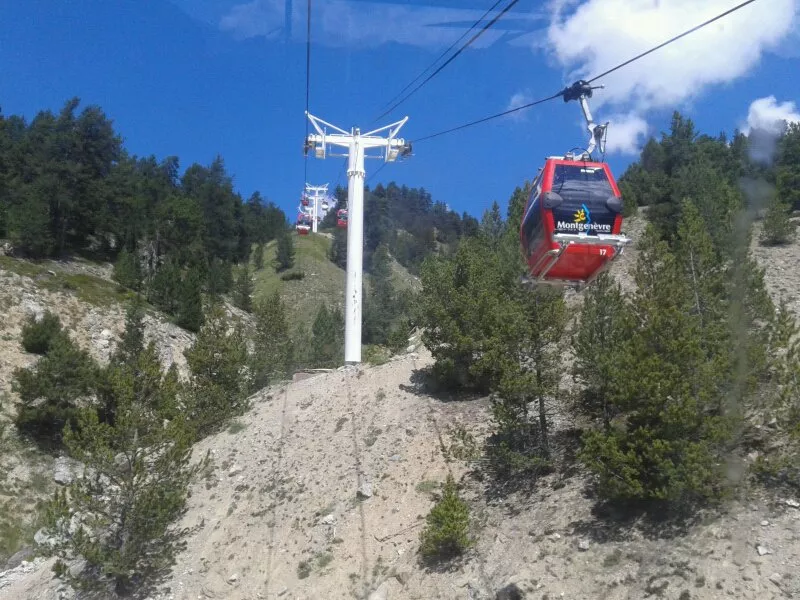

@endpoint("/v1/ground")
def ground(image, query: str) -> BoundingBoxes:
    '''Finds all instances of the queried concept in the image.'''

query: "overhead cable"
[587,0,758,83]
[377,0,507,115]
[374,0,521,122]
[411,0,760,143]
[304,0,312,181]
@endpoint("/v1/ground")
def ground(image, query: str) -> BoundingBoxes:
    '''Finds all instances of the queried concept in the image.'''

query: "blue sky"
[2,0,799,222]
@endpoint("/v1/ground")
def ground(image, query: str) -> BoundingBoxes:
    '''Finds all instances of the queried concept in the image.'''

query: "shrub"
[183,304,249,439]
[419,475,473,561]
[14,334,99,449]
[20,311,64,355]
[760,196,795,246]
[280,270,305,281]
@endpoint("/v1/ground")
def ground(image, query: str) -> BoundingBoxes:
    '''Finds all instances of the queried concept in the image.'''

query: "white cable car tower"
[304,112,411,364]
[304,183,328,233]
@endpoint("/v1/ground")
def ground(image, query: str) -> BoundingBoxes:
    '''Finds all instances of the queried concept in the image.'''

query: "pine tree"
[579,226,733,504]
[572,273,629,430]
[328,227,347,269]
[250,291,294,390]
[112,248,142,291]
[418,236,513,391]
[13,333,99,449]
[760,195,795,246]
[113,300,146,366]
[207,258,233,297]
[275,230,295,272]
[44,353,204,596]
[7,186,54,257]
[183,303,248,437]
[479,201,504,250]
[419,475,473,561]
[363,244,395,345]
[253,242,265,270]
[21,310,65,355]
[311,305,344,368]
[176,266,204,332]
[489,285,566,472]
[147,258,181,316]
[233,265,253,312]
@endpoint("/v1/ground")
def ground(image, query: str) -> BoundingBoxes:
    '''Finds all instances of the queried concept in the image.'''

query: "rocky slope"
[7,347,799,600]
[0,256,197,581]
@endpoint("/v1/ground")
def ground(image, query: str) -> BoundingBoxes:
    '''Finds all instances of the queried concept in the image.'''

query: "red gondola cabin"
[520,158,629,286]
[336,208,348,229]
[296,213,311,235]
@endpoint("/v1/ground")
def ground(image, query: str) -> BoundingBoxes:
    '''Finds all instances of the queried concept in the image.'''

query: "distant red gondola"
[296,212,311,235]
[336,208,348,229]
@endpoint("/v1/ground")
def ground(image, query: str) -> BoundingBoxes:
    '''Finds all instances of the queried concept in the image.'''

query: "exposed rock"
[68,559,86,578]
[54,457,84,485]
[577,539,590,551]
[3,548,33,571]
[33,529,51,547]
[393,571,411,586]
[357,481,374,499]
[756,544,772,556]
[228,465,243,477]
[768,572,782,586]
[786,499,800,509]
[646,578,669,595]
[114,453,130,471]
[227,573,239,584]
[20,298,44,322]
[368,581,390,600]
[0,557,47,591]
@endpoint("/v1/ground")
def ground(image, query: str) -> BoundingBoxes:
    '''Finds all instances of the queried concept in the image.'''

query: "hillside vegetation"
[2,109,800,600]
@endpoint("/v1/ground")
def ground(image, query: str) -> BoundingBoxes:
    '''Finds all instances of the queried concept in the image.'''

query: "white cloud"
[543,0,799,153]
[742,95,800,163]
[743,95,800,135]
[219,0,545,49]
[546,0,798,111]
[220,0,284,40]
[505,91,533,120]
[603,113,648,155]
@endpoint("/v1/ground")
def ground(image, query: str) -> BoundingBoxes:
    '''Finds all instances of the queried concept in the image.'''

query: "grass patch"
[250,236,417,332]
[41,273,137,306]
[0,256,136,307]
[297,559,312,579]
[415,480,439,495]
[252,236,345,330]
[363,345,391,366]
[295,550,333,579]
[316,552,333,569]
[0,256,45,278]
[0,498,41,565]
[228,420,246,434]
[363,427,383,448]
[603,548,623,567]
